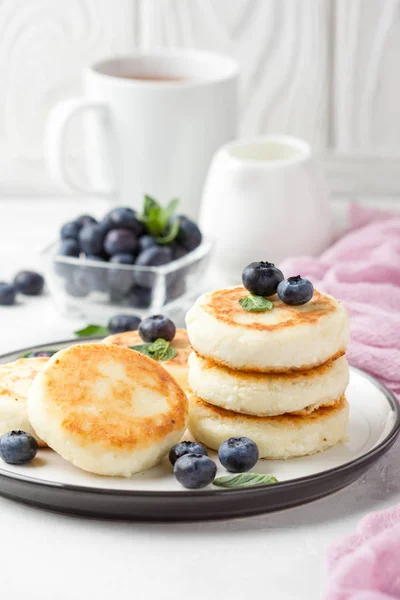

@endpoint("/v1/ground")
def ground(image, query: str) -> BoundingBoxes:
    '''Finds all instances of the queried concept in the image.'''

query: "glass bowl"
[41,239,213,321]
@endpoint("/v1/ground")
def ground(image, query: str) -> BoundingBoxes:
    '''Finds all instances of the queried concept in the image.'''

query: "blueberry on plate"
[60,221,81,241]
[218,437,259,473]
[110,253,135,265]
[25,350,57,358]
[169,441,208,466]
[242,261,284,297]
[75,214,97,227]
[277,275,314,306]
[0,282,16,306]
[58,239,80,258]
[79,224,105,256]
[127,284,152,309]
[138,235,157,253]
[104,229,138,256]
[0,430,38,465]
[139,314,176,342]
[13,271,44,296]
[101,207,144,237]
[134,245,173,288]
[108,314,141,334]
[176,215,202,252]
[174,454,217,489]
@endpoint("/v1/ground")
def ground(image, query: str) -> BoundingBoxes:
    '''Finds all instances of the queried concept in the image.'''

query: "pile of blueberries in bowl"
[42,196,212,317]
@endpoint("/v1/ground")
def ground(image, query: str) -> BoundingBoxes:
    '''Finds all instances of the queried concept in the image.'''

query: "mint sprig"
[74,324,109,337]
[130,338,177,361]
[239,294,273,312]
[138,195,180,243]
[213,473,278,489]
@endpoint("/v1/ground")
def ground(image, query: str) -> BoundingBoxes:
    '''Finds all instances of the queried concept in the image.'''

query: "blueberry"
[135,245,173,288]
[58,239,80,258]
[127,284,152,309]
[242,261,284,297]
[171,241,188,261]
[85,254,106,262]
[108,262,135,298]
[65,269,91,297]
[101,207,144,237]
[104,229,138,256]
[139,314,176,342]
[176,215,202,252]
[174,454,216,489]
[0,430,38,465]
[0,282,16,306]
[108,314,141,334]
[169,441,208,466]
[13,271,44,296]
[79,224,105,255]
[138,235,157,253]
[75,214,97,227]
[110,253,135,265]
[165,276,186,303]
[60,221,81,241]
[218,437,259,473]
[277,275,314,306]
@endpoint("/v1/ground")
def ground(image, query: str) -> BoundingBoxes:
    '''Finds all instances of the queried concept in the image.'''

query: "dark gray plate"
[0,340,398,521]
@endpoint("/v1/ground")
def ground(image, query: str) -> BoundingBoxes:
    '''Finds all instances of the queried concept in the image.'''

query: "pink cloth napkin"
[281,203,400,600]
[280,203,400,399]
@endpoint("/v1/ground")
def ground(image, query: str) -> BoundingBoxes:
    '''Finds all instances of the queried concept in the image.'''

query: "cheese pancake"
[0,357,48,447]
[188,352,349,416]
[103,328,190,392]
[186,286,349,372]
[188,392,349,459]
[28,344,188,476]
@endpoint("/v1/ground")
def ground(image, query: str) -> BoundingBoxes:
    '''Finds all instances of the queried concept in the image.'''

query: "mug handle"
[46,98,116,197]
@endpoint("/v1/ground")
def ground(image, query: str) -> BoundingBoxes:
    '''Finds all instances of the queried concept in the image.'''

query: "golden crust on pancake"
[186,286,349,371]
[28,344,188,476]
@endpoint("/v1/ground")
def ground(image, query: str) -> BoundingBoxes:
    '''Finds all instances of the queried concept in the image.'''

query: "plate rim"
[0,339,399,499]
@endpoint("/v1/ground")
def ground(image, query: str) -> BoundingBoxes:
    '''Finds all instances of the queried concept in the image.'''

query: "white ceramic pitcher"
[199,135,333,282]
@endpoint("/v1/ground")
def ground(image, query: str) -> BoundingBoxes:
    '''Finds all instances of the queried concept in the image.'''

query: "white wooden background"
[1,0,400,197]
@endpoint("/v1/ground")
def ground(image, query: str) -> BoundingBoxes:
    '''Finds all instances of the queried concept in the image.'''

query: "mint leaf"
[74,324,109,337]
[130,338,177,361]
[239,294,273,312]
[213,473,278,489]
[156,218,180,244]
[139,195,180,238]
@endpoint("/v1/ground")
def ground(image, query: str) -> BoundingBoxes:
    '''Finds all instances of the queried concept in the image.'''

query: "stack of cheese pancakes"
[186,271,350,459]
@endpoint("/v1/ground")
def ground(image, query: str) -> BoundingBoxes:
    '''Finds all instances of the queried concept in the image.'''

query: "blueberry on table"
[242,261,284,297]
[0,430,38,465]
[60,221,81,241]
[110,253,135,265]
[79,224,105,256]
[101,207,144,237]
[104,229,138,256]
[277,275,314,306]
[218,437,259,473]
[75,214,97,227]
[139,314,176,342]
[169,441,208,466]
[174,454,217,489]
[58,239,80,258]
[108,314,141,334]
[13,271,45,296]
[134,245,173,288]
[138,235,157,253]
[127,284,152,309]
[176,215,202,252]
[0,282,16,306]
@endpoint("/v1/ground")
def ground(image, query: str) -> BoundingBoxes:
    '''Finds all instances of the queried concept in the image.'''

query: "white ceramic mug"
[200,135,333,283]
[47,50,238,219]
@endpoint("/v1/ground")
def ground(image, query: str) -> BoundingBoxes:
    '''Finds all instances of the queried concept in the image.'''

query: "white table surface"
[0,197,400,600]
